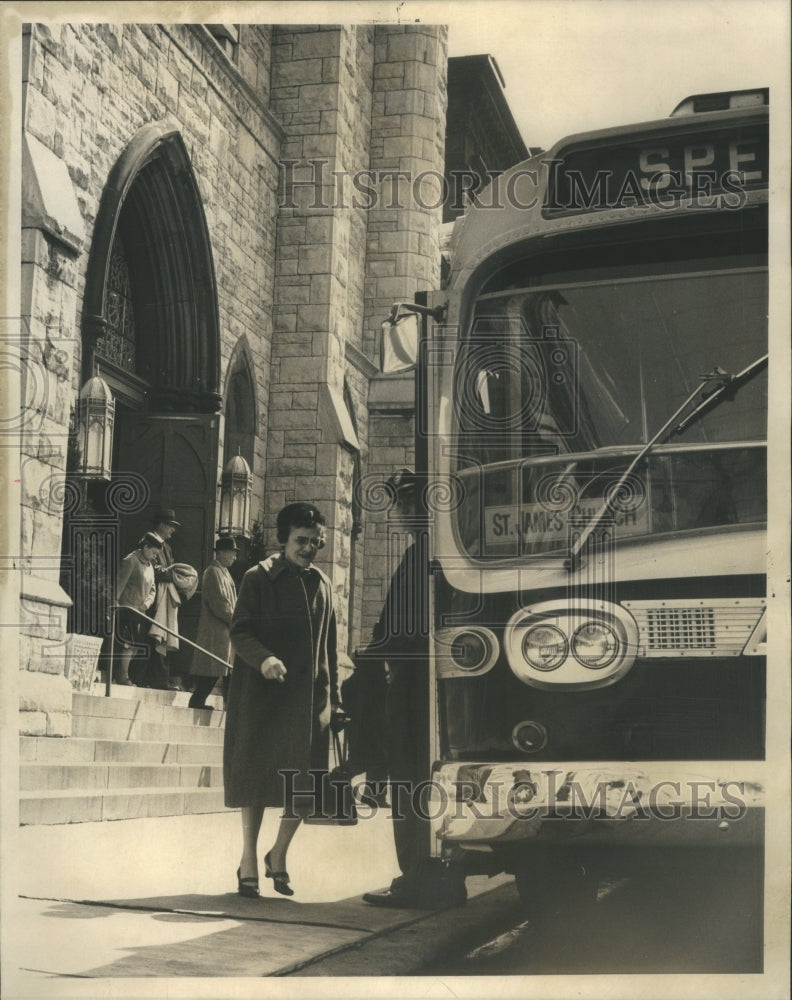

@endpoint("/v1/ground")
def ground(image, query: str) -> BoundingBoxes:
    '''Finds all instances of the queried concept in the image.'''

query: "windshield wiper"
[671,353,768,437]
[565,354,767,571]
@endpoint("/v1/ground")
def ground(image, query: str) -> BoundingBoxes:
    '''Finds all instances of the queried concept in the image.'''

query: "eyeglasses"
[293,535,326,550]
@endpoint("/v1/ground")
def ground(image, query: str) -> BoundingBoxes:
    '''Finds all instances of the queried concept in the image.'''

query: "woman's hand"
[260,656,287,682]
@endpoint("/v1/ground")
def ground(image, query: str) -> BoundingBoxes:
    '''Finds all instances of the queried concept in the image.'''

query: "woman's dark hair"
[276,502,326,544]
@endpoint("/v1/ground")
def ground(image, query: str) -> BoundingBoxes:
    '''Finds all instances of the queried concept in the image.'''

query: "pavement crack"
[19,968,93,979]
[18,894,381,933]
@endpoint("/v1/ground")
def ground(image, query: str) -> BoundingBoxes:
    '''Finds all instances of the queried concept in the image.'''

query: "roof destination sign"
[544,121,768,217]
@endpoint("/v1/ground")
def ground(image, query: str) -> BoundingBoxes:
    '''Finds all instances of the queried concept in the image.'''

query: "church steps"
[19,689,229,826]
[19,786,226,825]
[20,736,223,765]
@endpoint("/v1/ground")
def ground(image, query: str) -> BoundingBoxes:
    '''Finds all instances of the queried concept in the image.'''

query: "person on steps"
[114,532,162,686]
[188,537,238,710]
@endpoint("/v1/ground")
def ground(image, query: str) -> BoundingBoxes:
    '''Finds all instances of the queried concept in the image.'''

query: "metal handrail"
[106,604,233,697]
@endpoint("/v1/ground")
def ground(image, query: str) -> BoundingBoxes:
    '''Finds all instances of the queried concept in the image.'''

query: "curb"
[282,877,522,977]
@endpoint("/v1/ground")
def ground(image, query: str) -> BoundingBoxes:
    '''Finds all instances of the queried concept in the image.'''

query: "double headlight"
[435,601,637,688]
[522,619,619,672]
[505,600,638,689]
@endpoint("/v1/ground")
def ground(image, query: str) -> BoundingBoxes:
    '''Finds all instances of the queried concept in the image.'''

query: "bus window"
[453,238,767,559]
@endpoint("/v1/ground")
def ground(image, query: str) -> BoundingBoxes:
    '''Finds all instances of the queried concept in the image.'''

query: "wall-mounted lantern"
[75,374,115,480]
[218,451,252,538]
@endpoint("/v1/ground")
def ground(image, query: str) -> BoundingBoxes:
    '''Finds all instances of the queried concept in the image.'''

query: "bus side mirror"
[380,312,420,373]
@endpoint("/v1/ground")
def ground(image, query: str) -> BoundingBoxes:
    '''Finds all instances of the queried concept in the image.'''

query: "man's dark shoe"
[362,888,420,908]
[362,885,466,910]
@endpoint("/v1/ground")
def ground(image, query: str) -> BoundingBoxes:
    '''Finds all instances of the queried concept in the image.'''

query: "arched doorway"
[62,125,222,674]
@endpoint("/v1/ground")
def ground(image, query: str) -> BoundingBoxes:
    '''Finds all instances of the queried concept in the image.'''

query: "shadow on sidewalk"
[60,888,424,930]
[23,889,435,980]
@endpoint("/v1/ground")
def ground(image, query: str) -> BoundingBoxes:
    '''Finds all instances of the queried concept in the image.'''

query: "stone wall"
[18,19,449,731]
[267,24,447,652]
[267,26,375,630]
[359,25,448,644]
[19,22,283,733]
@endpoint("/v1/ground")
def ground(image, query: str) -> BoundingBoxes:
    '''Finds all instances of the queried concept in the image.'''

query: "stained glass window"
[96,238,136,373]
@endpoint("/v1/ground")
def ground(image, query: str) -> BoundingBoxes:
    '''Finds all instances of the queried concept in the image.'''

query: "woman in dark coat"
[223,502,344,898]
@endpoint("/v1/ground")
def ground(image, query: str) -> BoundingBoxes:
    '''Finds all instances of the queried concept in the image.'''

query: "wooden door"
[113,410,220,672]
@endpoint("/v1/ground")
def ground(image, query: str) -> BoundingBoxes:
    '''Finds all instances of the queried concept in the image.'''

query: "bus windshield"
[453,243,767,559]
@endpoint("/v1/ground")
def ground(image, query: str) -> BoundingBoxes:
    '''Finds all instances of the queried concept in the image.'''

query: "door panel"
[113,410,219,672]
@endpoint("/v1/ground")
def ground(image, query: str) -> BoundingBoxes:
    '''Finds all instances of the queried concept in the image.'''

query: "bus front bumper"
[430,762,765,850]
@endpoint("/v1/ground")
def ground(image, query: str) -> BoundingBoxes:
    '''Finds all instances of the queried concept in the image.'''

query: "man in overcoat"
[357,470,467,910]
[188,537,238,709]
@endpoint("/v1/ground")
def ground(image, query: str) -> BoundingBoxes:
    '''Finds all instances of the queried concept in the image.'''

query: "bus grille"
[645,607,716,649]
[622,599,765,657]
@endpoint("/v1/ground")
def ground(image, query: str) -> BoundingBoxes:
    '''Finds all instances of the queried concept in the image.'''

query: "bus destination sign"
[544,122,768,217]
[485,500,651,550]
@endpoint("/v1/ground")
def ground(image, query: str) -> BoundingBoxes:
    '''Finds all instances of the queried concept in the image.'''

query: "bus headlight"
[571,621,619,668]
[522,625,568,671]
[504,600,638,689]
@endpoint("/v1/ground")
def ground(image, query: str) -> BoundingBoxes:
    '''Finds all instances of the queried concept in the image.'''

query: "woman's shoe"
[236,866,260,898]
[264,851,294,897]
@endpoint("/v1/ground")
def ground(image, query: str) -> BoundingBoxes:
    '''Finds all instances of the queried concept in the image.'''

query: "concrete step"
[71,691,225,744]
[89,677,225,708]
[20,686,228,826]
[74,691,225,727]
[71,713,225,744]
[20,735,224,765]
[19,785,226,825]
[20,761,224,791]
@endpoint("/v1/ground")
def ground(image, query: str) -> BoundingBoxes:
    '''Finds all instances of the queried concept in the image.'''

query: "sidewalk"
[5,807,515,995]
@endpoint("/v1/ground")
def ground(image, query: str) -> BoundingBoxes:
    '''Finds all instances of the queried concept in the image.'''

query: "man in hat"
[138,507,181,689]
[150,507,180,584]
[188,537,239,710]
[356,469,467,910]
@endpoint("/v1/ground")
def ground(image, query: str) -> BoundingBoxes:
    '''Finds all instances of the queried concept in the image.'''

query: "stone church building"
[16,22,526,750]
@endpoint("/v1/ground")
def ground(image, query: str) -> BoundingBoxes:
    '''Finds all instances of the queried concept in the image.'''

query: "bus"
[387,89,769,924]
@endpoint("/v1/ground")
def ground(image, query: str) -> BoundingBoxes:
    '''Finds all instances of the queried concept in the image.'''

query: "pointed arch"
[82,124,221,412]
[223,336,258,469]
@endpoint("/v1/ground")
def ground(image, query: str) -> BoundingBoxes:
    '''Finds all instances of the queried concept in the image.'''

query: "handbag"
[304,729,358,826]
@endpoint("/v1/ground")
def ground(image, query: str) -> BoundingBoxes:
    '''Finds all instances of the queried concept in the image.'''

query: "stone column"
[269,25,376,650]
[18,125,87,735]
[360,25,448,643]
